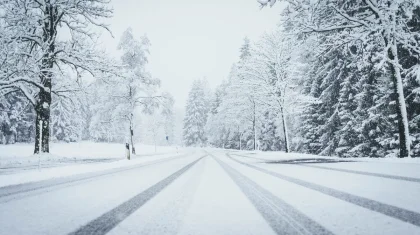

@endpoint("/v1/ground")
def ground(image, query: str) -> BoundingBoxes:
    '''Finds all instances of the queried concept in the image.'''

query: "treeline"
[0,1,174,154]
[184,1,420,158]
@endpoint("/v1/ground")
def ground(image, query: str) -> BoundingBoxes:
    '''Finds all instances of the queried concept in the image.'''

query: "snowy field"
[0,147,420,234]
[0,142,182,187]
[0,141,178,159]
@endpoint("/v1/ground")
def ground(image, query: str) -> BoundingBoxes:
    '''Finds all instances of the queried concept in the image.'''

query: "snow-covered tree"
[206,80,229,148]
[0,93,34,144]
[50,94,84,142]
[207,61,264,151]
[259,110,281,151]
[161,92,175,145]
[0,0,114,153]
[116,28,160,154]
[89,28,161,154]
[239,32,310,152]
[262,0,420,157]
[183,79,210,147]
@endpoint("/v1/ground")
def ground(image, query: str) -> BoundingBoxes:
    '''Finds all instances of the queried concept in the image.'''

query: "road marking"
[68,155,205,235]
[212,154,333,235]
[228,154,420,227]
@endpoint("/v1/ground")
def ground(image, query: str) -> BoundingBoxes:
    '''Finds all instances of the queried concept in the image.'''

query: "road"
[1,150,420,235]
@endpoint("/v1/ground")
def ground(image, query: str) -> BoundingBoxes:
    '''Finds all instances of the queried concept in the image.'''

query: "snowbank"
[0,141,177,159]
[0,142,181,177]
[0,142,184,187]
[221,149,420,164]
[0,141,178,165]
[0,151,186,188]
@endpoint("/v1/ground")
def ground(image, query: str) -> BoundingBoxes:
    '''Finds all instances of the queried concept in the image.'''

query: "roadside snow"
[0,142,184,188]
[0,151,187,188]
[0,142,179,169]
[0,155,199,235]
[225,149,420,164]
[0,141,177,159]
[218,153,420,235]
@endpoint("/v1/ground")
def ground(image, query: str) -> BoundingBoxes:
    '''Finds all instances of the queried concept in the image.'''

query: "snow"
[0,141,175,159]
[0,155,199,235]
[227,149,420,164]
[219,152,420,234]
[390,41,412,157]
[105,154,276,235]
[0,142,181,187]
[234,157,420,212]
[1,149,420,234]
[176,156,275,235]
[1,0,420,232]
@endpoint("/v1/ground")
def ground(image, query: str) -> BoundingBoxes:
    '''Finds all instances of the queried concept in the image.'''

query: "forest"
[2,1,420,234]
[1,0,419,158]
[183,0,420,158]
[0,0,175,154]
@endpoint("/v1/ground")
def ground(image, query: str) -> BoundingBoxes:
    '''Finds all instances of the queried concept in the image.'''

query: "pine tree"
[266,0,420,157]
[206,81,229,148]
[299,49,344,156]
[259,110,281,151]
[240,37,251,61]
[183,79,209,147]
[335,63,361,158]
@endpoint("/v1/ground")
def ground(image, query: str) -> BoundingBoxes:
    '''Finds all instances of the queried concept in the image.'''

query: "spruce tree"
[183,79,209,147]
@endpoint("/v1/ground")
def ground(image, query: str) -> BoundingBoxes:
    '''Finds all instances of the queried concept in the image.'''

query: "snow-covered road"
[1,150,420,235]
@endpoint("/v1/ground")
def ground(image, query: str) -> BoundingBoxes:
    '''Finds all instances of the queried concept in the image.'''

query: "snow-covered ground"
[0,141,178,160]
[225,149,420,163]
[1,147,419,234]
[0,142,182,187]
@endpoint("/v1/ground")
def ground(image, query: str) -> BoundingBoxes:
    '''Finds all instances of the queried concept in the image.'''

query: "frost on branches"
[183,79,211,147]
[259,0,420,157]
[88,28,164,154]
[0,0,114,153]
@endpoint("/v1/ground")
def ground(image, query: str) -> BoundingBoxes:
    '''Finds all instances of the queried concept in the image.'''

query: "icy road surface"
[1,150,420,235]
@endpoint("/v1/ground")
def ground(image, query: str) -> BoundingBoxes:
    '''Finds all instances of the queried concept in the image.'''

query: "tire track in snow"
[232,153,420,183]
[228,154,420,227]
[134,157,205,235]
[294,164,420,183]
[0,153,191,203]
[211,154,333,235]
[68,155,205,235]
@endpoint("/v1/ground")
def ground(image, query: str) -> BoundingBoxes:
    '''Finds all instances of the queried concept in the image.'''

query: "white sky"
[100,0,283,110]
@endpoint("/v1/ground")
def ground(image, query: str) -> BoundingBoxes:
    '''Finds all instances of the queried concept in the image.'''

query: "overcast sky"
[100,0,283,110]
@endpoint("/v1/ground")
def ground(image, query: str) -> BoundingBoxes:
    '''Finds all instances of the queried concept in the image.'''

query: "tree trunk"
[34,89,51,154]
[34,3,57,154]
[130,116,135,154]
[126,143,130,160]
[253,115,256,151]
[130,128,135,154]
[253,101,257,151]
[388,41,411,158]
[239,133,242,150]
[280,106,290,153]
